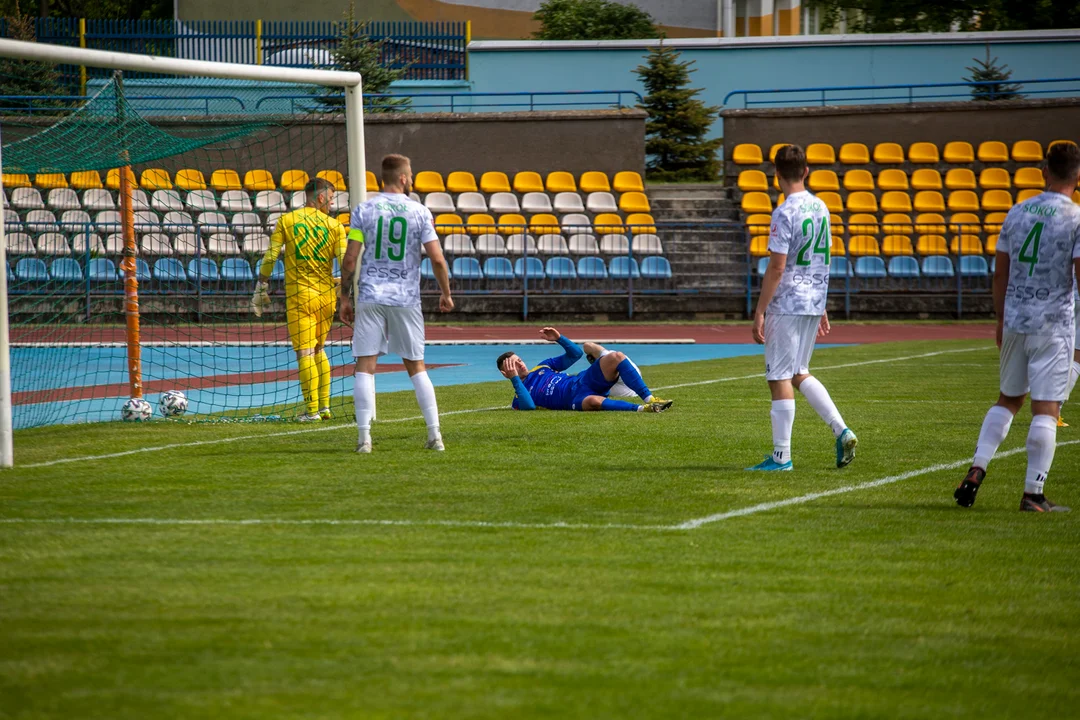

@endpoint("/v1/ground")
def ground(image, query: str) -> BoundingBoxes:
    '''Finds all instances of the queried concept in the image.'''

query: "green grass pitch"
[2,338,1078,718]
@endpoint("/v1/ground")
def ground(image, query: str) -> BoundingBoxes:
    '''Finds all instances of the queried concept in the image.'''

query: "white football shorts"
[352,302,426,361]
[764,313,820,382]
[999,330,1071,401]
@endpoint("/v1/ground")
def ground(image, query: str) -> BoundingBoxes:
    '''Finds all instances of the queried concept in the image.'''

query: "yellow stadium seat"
[830,214,845,233]
[881,191,912,213]
[741,192,772,213]
[914,191,946,213]
[1013,167,1044,189]
[944,168,976,190]
[806,143,835,164]
[625,213,656,234]
[917,235,948,255]
[317,170,347,191]
[106,167,137,190]
[497,213,526,234]
[70,171,104,190]
[882,235,914,256]
[808,170,839,192]
[848,236,880,256]
[847,191,878,213]
[434,213,463,235]
[979,168,1011,189]
[1016,188,1041,203]
[915,213,946,234]
[873,143,904,164]
[480,171,511,194]
[843,169,875,191]
[279,170,309,191]
[211,169,241,191]
[1012,140,1043,162]
[839,143,870,164]
[773,174,780,190]
[943,141,974,163]
[529,213,559,234]
[818,192,844,213]
[768,144,791,163]
[1049,139,1078,151]
[513,172,544,194]
[243,169,274,191]
[466,213,495,235]
[594,213,625,234]
[747,214,771,235]
[883,214,914,234]
[977,141,1008,163]
[337,213,350,228]
[1074,190,1080,204]
[447,171,478,193]
[986,233,999,254]
[948,212,981,234]
[982,190,1013,211]
[911,169,942,191]
[546,171,577,193]
[733,144,764,165]
[848,214,880,235]
[140,168,172,190]
[948,190,979,211]
[750,235,770,257]
[951,235,983,255]
[831,236,846,256]
[35,173,67,189]
[366,171,379,193]
[613,171,644,193]
[877,169,909,191]
[579,171,610,193]
[908,142,939,164]
[175,169,207,191]
[618,191,650,213]
[983,212,1007,233]
[776,193,786,206]
[738,170,769,192]
[2,172,31,188]
[414,171,445,193]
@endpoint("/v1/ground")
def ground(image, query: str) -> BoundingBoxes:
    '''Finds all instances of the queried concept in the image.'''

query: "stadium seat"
[983,212,1007,233]
[15,257,48,281]
[477,171,509,194]
[848,236,880,256]
[12,187,45,209]
[979,168,1011,189]
[950,234,983,255]
[842,169,875,191]
[49,257,82,281]
[877,169,909,191]
[447,171,478,193]
[916,235,948,255]
[255,190,287,213]
[483,257,514,279]
[419,258,437,281]
[544,256,576,280]
[513,171,545,194]
[69,171,103,190]
[888,255,920,278]
[240,233,269,255]
[985,233,999,254]
[873,143,904,164]
[506,233,537,254]
[79,189,114,212]
[221,258,254,282]
[982,190,1013,211]
[831,236,847,257]
[560,213,590,233]
[922,256,955,277]
[977,141,1009,163]
[37,233,70,255]
[279,170,309,191]
[575,256,606,279]
[93,210,121,234]
[87,257,117,282]
[102,233,125,255]
[579,171,611,193]
[733,144,763,165]
[312,170,345,192]
[208,169,241,192]
[1012,140,1043,161]
[553,192,584,214]
[749,236,769,257]
[947,191,979,212]
[140,168,172,190]
[848,213,879,235]
[241,170,273,191]
[881,191,912,213]
[442,234,474,255]
[451,257,483,279]
[151,189,184,213]
[449,190,485,214]
[3,173,31,189]
[640,256,672,279]
[959,255,989,276]
[944,168,976,191]
[59,209,93,233]
[609,256,641,279]
[594,214,625,234]
[882,213,914,234]
[768,144,791,163]
[915,213,946,234]
[633,234,663,254]
[586,192,618,214]
[173,169,207,192]
[6,233,35,255]
[882,235,914,256]
[363,170,379,193]
[514,257,545,279]
[742,192,772,213]
[804,144,834,165]
[152,257,186,282]
[911,169,943,191]
[625,213,656,234]
[25,209,59,233]
[204,233,239,255]
[172,232,199,254]
[219,190,252,213]
[488,192,520,214]
[47,188,80,210]
[496,213,525,235]
[35,173,68,189]
[537,234,569,255]
[568,234,599,255]
[411,171,444,194]
[131,189,151,211]
[424,192,456,214]
[600,233,630,254]
[747,214,771,235]
[948,212,981,234]
[839,143,870,164]
[1016,189,1041,203]
[528,214,559,234]
[186,258,218,282]
[832,255,852,277]
[522,192,554,214]
[908,143,939,163]
[618,191,650,213]
[434,213,463,235]
[808,170,839,192]
[1075,190,1080,204]
[755,257,770,276]
[462,213,493,235]
[738,170,769,192]
[545,172,577,193]
[943,141,975,163]
[472,233,505,255]
[847,191,877,213]
[855,256,887,277]
[613,171,644,193]
[777,193,786,206]
[186,190,218,212]
[1013,167,1045,189]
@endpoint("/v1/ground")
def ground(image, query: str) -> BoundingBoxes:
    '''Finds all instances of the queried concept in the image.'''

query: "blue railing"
[0,94,246,115]
[723,77,1080,108]
[255,90,646,114]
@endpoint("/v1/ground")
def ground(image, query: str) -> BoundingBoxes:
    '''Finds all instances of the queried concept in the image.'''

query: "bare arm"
[752,252,786,344]
[993,251,1010,348]
[338,233,363,324]
[424,239,454,312]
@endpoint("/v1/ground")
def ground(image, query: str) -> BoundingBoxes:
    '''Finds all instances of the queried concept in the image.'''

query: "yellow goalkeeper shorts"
[286,291,336,352]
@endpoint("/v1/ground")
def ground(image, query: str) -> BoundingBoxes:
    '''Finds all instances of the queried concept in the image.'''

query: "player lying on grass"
[496,328,672,412]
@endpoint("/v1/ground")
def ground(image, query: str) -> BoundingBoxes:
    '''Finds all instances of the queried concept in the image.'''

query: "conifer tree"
[0,2,67,111]
[964,48,1023,101]
[315,2,408,113]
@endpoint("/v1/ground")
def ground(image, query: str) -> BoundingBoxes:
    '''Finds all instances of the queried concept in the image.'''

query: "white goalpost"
[0,38,368,468]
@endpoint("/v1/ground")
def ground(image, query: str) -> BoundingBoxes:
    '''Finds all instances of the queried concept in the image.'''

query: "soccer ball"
[121,397,152,422]
[158,390,188,418]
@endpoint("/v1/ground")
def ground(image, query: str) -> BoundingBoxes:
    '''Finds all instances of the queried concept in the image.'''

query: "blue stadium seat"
[332,257,340,278]
[959,255,989,276]
[154,257,187,281]
[221,258,254,281]
[15,258,46,282]
[420,257,439,280]
[921,256,955,277]
[830,257,853,277]
[187,258,219,282]
[609,256,640,279]
[514,257,545,279]
[577,256,608,279]
[135,258,152,282]
[483,257,514,279]
[451,257,483,279]
[545,257,576,279]
[887,256,920,278]
[757,257,770,276]
[641,256,672,279]
[854,256,887,278]
[49,258,83,281]
[255,258,285,280]
[87,258,117,281]
[6,263,13,283]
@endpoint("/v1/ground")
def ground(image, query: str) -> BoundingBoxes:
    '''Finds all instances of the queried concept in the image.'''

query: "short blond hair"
[381,153,411,186]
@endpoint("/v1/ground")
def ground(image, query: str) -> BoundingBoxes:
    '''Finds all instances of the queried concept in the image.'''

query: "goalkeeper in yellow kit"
[251,177,347,421]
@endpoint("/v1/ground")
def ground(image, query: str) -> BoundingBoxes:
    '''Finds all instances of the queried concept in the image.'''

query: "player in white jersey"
[339,154,454,453]
[955,141,1080,512]
[747,144,858,471]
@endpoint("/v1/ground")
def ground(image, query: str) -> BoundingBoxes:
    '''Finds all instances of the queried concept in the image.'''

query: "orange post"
[118,161,143,399]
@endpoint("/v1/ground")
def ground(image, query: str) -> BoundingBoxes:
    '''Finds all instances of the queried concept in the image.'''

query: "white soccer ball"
[158,390,189,418]
[121,397,153,422]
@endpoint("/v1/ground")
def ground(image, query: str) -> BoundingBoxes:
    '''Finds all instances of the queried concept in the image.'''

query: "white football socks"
[973,404,1014,470]
[354,372,375,445]
[771,399,795,464]
[410,371,441,442]
[1066,361,1080,404]
[797,376,846,437]
[1024,414,1058,495]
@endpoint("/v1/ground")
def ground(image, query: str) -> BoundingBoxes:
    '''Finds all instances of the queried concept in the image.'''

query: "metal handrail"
[0,94,246,115]
[255,89,645,114]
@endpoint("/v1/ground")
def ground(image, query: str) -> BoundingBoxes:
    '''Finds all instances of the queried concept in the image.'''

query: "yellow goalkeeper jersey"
[260,207,347,297]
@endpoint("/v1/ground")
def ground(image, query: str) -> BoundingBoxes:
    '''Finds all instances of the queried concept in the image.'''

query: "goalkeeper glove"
[250,281,270,317]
